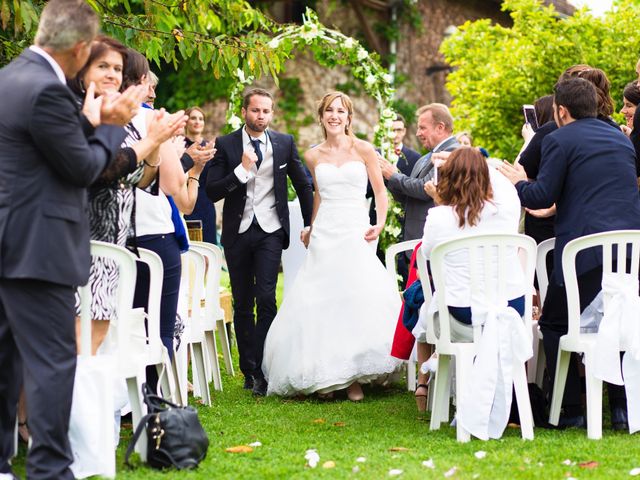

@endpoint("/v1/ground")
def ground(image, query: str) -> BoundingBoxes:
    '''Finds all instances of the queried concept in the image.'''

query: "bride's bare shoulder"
[304,143,325,167]
[353,138,375,156]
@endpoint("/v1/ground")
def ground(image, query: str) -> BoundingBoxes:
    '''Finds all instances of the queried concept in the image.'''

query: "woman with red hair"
[412,147,524,411]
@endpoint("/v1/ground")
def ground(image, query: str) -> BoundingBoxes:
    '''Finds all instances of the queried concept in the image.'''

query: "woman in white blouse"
[413,147,524,410]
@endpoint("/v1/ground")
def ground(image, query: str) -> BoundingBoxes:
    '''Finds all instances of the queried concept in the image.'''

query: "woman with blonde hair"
[262,92,401,400]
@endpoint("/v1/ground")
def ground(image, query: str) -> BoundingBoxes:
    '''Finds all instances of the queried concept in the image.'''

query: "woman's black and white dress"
[75,110,147,320]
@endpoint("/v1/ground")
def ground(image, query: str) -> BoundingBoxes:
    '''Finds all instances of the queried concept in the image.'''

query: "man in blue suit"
[500,77,640,430]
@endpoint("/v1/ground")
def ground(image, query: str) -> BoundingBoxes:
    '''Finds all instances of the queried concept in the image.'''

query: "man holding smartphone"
[500,78,640,430]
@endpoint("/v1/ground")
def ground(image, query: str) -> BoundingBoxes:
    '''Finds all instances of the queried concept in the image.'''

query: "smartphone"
[523,104,538,131]
[433,165,438,185]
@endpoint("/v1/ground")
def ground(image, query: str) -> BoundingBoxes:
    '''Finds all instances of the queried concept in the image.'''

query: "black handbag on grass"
[125,383,209,470]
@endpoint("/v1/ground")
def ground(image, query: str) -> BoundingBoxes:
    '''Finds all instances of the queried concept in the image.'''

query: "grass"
[12,274,640,479]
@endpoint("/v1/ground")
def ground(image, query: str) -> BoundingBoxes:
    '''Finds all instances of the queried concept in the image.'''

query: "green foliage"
[0,0,288,81]
[154,57,233,112]
[0,0,43,66]
[441,0,640,160]
[90,0,284,80]
[278,77,307,141]
[390,98,419,130]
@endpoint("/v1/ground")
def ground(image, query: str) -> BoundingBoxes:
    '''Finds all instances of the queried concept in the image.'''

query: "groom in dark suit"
[207,88,313,396]
[0,1,140,477]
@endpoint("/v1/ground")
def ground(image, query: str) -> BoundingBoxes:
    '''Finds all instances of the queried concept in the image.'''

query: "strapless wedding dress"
[262,161,402,396]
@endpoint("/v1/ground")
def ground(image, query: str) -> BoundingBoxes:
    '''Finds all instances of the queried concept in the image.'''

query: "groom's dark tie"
[251,138,263,170]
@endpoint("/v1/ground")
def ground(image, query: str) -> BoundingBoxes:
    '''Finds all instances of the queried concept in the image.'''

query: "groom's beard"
[246,119,269,133]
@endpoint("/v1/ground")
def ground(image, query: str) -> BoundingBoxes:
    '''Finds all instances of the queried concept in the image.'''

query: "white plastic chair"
[82,241,142,461]
[175,249,211,406]
[188,244,222,392]
[384,239,420,391]
[136,248,177,403]
[191,241,234,378]
[548,230,640,439]
[427,233,536,442]
[527,238,555,387]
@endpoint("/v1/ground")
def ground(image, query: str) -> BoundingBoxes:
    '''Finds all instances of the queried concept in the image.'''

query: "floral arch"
[224,9,404,245]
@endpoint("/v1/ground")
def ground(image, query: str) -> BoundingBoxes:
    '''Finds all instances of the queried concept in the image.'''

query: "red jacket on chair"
[390,242,422,360]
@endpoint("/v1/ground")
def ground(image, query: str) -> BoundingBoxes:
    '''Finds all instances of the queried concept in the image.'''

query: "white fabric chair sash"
[593,272,640,433]
[458,302,532,440]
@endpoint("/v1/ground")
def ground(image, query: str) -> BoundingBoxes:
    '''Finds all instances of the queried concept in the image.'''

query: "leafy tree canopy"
[1,0,290,80]
[441,0,640,160]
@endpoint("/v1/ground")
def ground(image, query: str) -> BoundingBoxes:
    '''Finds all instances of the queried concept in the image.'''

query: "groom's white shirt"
[234,127,281,234]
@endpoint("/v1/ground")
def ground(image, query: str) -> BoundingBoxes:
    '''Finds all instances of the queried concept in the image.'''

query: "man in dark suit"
[392,115,421,176]
[0,1,142,478]
[380,103,460,244]
[206,88,313,396]
[500,78,640,430]
[367,115,421,227]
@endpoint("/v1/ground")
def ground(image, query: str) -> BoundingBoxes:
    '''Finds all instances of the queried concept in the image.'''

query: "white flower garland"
[225,8,398,163]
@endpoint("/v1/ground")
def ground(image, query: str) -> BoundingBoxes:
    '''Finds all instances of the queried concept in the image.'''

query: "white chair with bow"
[427,233,536,442]
[548,230,640,439]
[385,239,421,391]
[527,238,555,387]
[72,241,139,470]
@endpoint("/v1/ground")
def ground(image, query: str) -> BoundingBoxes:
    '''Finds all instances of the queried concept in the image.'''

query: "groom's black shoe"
[611,407,629,431]
[252,377,268,396]
[243,376,254,390]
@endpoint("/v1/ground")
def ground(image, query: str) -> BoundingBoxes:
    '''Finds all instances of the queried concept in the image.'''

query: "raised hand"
[498,160,528,185]
[431,151,451,167]
[147,109,188,145]
[378,155,397,180]
[241,149,258,171]
[81,82,103,127]
[522,122,535,143]
[423,179,437,200]
[187,141,216,174]
[100,84,148,126]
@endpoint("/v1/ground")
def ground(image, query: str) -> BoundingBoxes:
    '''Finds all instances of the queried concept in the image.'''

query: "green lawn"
[12,273,640,479]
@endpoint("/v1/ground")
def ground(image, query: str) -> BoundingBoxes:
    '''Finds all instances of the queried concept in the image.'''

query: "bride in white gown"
[262,92,401,400]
